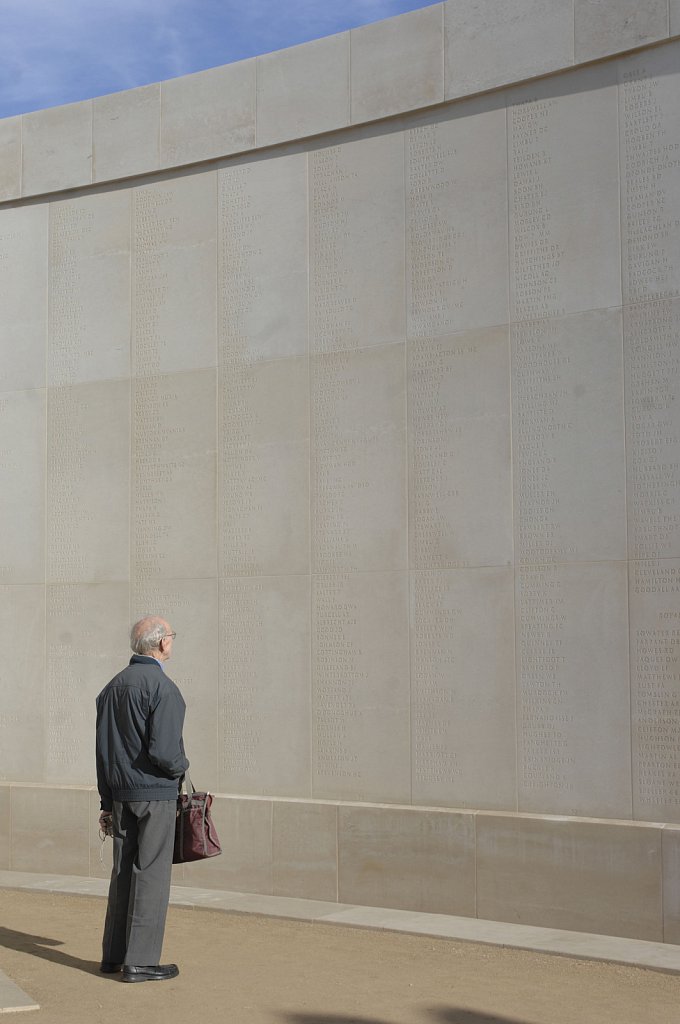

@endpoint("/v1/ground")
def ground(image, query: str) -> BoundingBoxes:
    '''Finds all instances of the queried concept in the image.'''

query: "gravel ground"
[1,889,679,1024]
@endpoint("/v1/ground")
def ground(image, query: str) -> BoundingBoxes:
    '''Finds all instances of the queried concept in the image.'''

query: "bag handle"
[179,773,196,796]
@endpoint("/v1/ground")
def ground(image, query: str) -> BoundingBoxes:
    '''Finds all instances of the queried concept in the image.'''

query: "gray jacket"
[96,654,189,811]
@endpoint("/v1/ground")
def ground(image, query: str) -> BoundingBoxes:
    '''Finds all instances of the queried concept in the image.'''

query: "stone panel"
[48,191,130,386]
[161,61,255,167]
[508,66,621,322]
[625,300,680,560]
[309,132,405,354]
[673,0,680,35]
[409,327,512,569]
[216,155,310,575]
[132,173,217,377]
[218,576,310,796]
[662,825,680,944]
[219,444,309,578]
[351,5,443,123]
[445,0,573,99]
[629,560,680,822]
[516,562,631,818]
[476,814,663,940]
[181,796,272,893]
[575,0,669,62]
[0,115,21,201]
[512,309,627,565]
[131,578,219,788]
[94,84,160,182]
[0,390,45,584]
[22,101,92,196]
[11,786,90,875]
[338,805,476,915]
[0,205,47,393]
[0,587,45,783]
[218,153,308,362]
[619,44,680,305]
[46,582,129,784]
[411,568,516,810]
[47,380,129,583]
[273,801,338,901]
[312,572,410,803]
[311,344,406,573]
[132,370,217,581]
[0,786,9,868]
[218,355,309,577]
[406,101,508,338]
[257,34,349,148]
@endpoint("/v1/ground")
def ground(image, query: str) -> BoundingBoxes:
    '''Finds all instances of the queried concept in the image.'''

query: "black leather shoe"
[100,962,122,973]
[122,964,179,983]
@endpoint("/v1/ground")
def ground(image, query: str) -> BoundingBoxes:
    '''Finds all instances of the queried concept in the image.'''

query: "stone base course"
[1,784,678,944]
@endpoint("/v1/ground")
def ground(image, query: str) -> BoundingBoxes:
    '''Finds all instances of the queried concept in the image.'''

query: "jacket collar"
[129,654,163,668]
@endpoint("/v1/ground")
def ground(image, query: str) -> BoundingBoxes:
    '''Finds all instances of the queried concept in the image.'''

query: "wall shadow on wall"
[0,925,101,977]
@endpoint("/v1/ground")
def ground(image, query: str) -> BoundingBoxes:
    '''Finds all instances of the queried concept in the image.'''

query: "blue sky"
[0,0,440,119]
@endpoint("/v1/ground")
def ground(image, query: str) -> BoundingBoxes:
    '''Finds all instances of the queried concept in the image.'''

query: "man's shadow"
[0,925,105,977]
[282,1010,531,1024]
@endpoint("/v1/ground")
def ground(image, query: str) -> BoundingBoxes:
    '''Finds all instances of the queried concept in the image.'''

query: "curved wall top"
[0,0,679,202]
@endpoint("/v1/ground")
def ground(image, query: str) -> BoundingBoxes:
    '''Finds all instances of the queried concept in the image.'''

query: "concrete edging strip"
[0,870,678,975]
[0,967,39,1015]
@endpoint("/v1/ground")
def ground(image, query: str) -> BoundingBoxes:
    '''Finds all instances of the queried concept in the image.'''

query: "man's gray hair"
[130,617,167,655]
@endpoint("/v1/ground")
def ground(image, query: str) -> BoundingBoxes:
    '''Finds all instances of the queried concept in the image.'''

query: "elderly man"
[96,616,189,983]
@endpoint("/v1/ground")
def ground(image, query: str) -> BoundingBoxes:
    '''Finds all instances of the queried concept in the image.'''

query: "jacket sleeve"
[95,699,113,812]
[147,685,190,779]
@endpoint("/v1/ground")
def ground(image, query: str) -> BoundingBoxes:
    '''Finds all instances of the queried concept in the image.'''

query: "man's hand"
[99,811,113,837]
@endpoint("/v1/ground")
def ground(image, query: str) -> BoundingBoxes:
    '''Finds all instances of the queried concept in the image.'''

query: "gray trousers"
[102,799,176,966]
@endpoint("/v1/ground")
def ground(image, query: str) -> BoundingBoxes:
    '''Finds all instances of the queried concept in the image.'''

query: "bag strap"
[179,772,196,796]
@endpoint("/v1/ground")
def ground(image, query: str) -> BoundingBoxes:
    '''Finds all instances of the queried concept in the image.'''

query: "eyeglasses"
[163,633,177,640]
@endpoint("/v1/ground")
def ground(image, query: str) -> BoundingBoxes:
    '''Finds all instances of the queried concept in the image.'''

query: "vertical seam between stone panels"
[572,0,576,66]
[347,30,352,126]
[306,147,313,799]
[213,168,220,786]
[158,82,163,169]
[44,200,50,796]
[616,64,634,820]
[90,99,95,184]
[216,168,222,796]
[334,804,339,903]
[403,128,412,807]
[84,787,90,878]
[254,58,259,148]
[8,784,12,870]
[19,114,24,197]
[505,94,520,814]
[472,811,478,919]
[661,825,666,942]
[213,167,219,574]
[440,2,445,105]
[269,799,274,896]
[128,190,133,625]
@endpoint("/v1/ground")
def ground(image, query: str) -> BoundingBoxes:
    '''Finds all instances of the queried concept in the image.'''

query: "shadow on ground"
[0,926,102,977]
[283,1008,531,1024]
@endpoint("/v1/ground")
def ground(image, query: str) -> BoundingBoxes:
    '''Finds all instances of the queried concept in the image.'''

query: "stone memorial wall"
[1,0,680,942]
